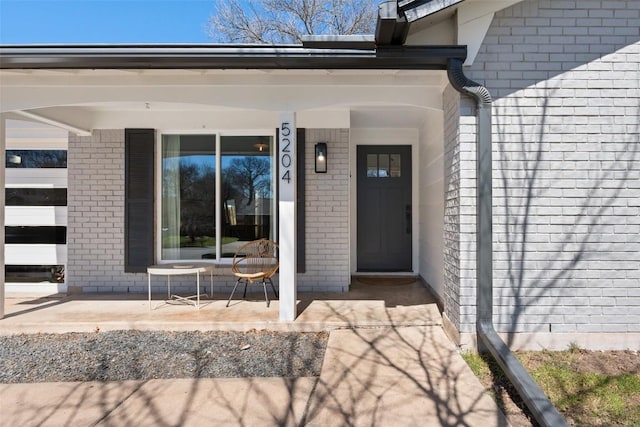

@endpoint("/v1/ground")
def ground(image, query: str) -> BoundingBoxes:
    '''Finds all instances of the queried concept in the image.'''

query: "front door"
[357,145,412,271]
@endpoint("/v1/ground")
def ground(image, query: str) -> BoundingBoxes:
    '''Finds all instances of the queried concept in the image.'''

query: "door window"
[366,153,402,178]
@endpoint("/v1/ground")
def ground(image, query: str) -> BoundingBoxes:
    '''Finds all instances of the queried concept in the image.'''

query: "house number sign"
[279,113,295,202]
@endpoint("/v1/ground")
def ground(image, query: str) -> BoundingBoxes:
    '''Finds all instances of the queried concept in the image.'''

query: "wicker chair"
[226,239,279,307]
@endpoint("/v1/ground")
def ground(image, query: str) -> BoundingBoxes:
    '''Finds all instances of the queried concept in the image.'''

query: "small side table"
[147,263,214,310]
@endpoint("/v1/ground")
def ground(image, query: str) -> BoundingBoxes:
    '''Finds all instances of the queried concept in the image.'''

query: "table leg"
[148,273,151,311]
[210,270,214,296]
[196,272,200,309]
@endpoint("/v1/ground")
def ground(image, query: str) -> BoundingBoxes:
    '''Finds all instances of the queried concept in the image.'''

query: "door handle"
[405,204,412,234]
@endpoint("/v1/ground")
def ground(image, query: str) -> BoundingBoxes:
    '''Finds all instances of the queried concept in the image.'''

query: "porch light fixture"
[315,142,327,173]
[253,142,269,152]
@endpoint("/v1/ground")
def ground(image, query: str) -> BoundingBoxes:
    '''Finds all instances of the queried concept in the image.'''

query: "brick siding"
[443,85,463,330]
[461,0,640,336]
[67,130,145,292]
[298,129,351,291]
[67,128,349,294]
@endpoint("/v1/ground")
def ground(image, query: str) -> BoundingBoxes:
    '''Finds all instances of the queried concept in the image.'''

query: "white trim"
[6,139,68,150]
[155,129,277,265]
[215,133,222,262]
[457,0,522,66]
[278,112,297,321]
[11,110,91,136]
[459,331,640,352]
[5,206,68,227]
[1,118,5,318]
[4,118,69,144]
[5,244,67,265]
[6,169,67,188]
[6,139,68,148]
[4,283,67,294]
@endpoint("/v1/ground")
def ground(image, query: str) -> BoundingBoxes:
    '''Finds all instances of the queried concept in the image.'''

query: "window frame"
[156,130,277,264]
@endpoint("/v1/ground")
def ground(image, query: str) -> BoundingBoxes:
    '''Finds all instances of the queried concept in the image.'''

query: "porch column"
[278,113,297,321]
[0,118,5,319]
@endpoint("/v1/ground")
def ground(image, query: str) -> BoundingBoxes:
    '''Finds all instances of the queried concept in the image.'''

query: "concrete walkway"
[0,282,508,426]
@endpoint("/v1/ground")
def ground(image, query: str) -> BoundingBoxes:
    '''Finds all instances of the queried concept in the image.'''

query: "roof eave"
[0,45,467,70]
[399,0,466,23]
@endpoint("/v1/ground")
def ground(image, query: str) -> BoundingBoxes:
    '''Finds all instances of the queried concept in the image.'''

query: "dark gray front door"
[357,145,412,271]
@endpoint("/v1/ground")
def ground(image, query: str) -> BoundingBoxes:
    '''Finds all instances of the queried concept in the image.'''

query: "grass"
[462,349,640,426]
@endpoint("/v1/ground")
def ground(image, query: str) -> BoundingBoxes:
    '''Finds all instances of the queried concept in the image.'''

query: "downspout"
[446,58,567,427]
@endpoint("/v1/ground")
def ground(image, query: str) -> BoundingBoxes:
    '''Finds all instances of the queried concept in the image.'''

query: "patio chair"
[226,239,279,307]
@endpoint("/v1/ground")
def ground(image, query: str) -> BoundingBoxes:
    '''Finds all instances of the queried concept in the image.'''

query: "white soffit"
[0,69,447,131]
[457,0,522,65]
[8,110,91,136]
[350,106,432,129]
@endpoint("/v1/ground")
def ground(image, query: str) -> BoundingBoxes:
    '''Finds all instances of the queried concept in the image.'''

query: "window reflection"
[161,134,216,260]
[367,154,378,177]
[221,136,273,257]
[390,154,401,177]
[6,188,67,206]
[161,134,274,261]
[378,154,390,177]
[6,150,67,168]
[367,153,402,178]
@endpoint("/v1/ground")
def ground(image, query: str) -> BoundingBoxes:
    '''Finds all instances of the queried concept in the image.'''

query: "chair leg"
[226,278,242,307]
[262,279,270,307]
[268,278,278,298]
[242,280,249,298]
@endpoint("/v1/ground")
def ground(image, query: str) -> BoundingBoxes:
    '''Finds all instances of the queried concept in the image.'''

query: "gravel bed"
[0,330,328,383]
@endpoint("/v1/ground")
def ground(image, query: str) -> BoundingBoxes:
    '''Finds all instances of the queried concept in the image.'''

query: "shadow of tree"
[493,81,640,347]
[0,291,508,426]
[471,352,538,426]
[300,306,509,426]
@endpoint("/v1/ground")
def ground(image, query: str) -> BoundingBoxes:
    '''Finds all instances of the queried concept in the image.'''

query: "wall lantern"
[315,142,328,173]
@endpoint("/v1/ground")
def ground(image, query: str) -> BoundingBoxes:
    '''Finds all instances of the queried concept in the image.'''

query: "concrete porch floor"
[0,279,510,426]
[0,279,443,334]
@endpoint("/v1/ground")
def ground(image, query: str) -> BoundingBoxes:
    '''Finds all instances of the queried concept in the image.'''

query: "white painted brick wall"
[67,128,349,294]
[298,129,351,291]
[443,85,462,330]
[458,101,479,334]
[463,0,640,335]
[68,130,147,292]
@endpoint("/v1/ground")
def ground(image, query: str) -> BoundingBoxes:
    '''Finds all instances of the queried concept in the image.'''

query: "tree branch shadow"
[494,81,640,347]
[1,297,507,426]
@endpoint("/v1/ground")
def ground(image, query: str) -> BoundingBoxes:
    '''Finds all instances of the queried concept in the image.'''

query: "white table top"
[147,263,214,275]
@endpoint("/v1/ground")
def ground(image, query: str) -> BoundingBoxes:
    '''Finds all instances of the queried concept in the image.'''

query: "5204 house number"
[280,122,293,184]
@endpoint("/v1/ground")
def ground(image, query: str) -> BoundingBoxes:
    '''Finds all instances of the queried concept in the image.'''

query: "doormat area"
[355,276,418,286]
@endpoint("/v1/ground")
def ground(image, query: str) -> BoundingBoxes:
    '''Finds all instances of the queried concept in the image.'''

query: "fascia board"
[0,45,466,70]
[400,0,466,23]
[457,0,522,65]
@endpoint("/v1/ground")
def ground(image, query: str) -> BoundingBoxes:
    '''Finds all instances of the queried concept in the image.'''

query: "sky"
[0,0,215,44]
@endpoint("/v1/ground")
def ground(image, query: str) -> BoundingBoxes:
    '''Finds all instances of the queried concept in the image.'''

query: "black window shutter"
[296,128,306,273]
[124,129,155,273]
